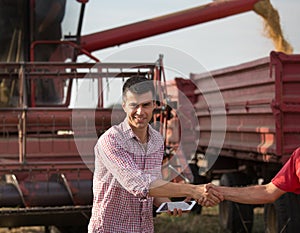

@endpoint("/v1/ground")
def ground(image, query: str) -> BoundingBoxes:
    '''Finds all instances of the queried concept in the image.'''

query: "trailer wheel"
[219,172,253,233]
[264,193,300,233]
[264,203,278,233]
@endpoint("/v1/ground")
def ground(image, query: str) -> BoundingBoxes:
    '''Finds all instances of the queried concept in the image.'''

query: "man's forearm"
[149,179,199,198]
[213,183,285,204]
[153,197,171,207]
[149,179,224,207]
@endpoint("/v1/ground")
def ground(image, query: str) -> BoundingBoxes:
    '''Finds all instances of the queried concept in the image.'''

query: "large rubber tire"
[264,192,300,233]
[219,172,254,233]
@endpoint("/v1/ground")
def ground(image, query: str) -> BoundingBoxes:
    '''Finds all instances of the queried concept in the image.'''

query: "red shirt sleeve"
[271,148,300,194]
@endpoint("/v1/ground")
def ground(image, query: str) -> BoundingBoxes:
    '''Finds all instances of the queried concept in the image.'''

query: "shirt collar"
[122,118,153,142]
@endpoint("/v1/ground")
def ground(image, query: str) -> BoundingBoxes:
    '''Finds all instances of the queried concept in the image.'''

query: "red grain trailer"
[166,51,300,232]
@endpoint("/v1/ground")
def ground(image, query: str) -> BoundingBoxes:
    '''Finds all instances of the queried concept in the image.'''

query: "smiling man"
[88,76,223,233]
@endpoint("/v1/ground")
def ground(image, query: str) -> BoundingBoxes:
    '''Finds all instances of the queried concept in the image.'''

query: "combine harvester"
[0,0,298,232]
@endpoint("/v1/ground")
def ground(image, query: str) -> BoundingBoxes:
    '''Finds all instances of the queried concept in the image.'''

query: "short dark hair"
[122,76,155,101]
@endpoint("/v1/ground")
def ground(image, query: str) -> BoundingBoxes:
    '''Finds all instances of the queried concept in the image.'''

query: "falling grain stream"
[254,0,293,53]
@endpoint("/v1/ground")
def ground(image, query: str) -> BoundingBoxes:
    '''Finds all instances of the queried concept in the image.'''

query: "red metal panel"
[0,108,125,163]
[189,52,300,162]
[191,56,277,161]
[164,78,199,181]
[166,78,197,105]
[271,52,300,157]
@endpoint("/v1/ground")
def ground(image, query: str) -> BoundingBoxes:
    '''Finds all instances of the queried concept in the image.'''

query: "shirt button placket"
[141,201,150,233]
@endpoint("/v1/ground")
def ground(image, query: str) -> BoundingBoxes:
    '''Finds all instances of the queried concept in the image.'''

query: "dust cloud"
[254,0,293,54]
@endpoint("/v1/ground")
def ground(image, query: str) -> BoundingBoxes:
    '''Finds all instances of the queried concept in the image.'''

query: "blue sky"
[79,0,300,72]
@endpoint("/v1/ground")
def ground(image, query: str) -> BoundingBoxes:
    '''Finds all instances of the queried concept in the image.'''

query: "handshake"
[192,183,223,207]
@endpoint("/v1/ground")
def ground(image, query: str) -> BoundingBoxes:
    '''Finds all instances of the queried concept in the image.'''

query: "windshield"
[62,0,82,39]
[32,0,83,62]
[0,0,27,62]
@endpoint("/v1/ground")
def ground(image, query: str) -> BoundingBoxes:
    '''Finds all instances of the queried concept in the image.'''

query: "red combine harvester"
[1,0,299,232]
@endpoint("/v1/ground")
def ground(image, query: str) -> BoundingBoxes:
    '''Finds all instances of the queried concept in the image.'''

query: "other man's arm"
[204,182,285,205]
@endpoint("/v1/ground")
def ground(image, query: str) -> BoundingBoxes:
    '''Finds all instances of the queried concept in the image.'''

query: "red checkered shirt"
[88,119,164,233]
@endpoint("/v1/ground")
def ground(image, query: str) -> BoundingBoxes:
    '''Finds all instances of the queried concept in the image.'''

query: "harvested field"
[0,206,264,233]
[154,206,264,233]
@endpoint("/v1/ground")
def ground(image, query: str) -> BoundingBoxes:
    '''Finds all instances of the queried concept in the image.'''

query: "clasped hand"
[194,183,223,207]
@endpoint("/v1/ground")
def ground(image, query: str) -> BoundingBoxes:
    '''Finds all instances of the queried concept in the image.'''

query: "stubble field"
[0,206,264,233]
[154,206,264,233]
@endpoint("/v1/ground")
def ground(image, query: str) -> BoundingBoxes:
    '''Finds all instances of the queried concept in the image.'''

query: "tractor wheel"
[264,192,300,233]
[219,172,253,233]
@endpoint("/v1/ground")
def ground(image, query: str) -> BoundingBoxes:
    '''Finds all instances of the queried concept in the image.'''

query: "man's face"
[122,90,155,131]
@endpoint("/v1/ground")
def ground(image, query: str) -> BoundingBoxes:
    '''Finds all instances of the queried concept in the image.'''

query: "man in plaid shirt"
[88,76,223,233]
